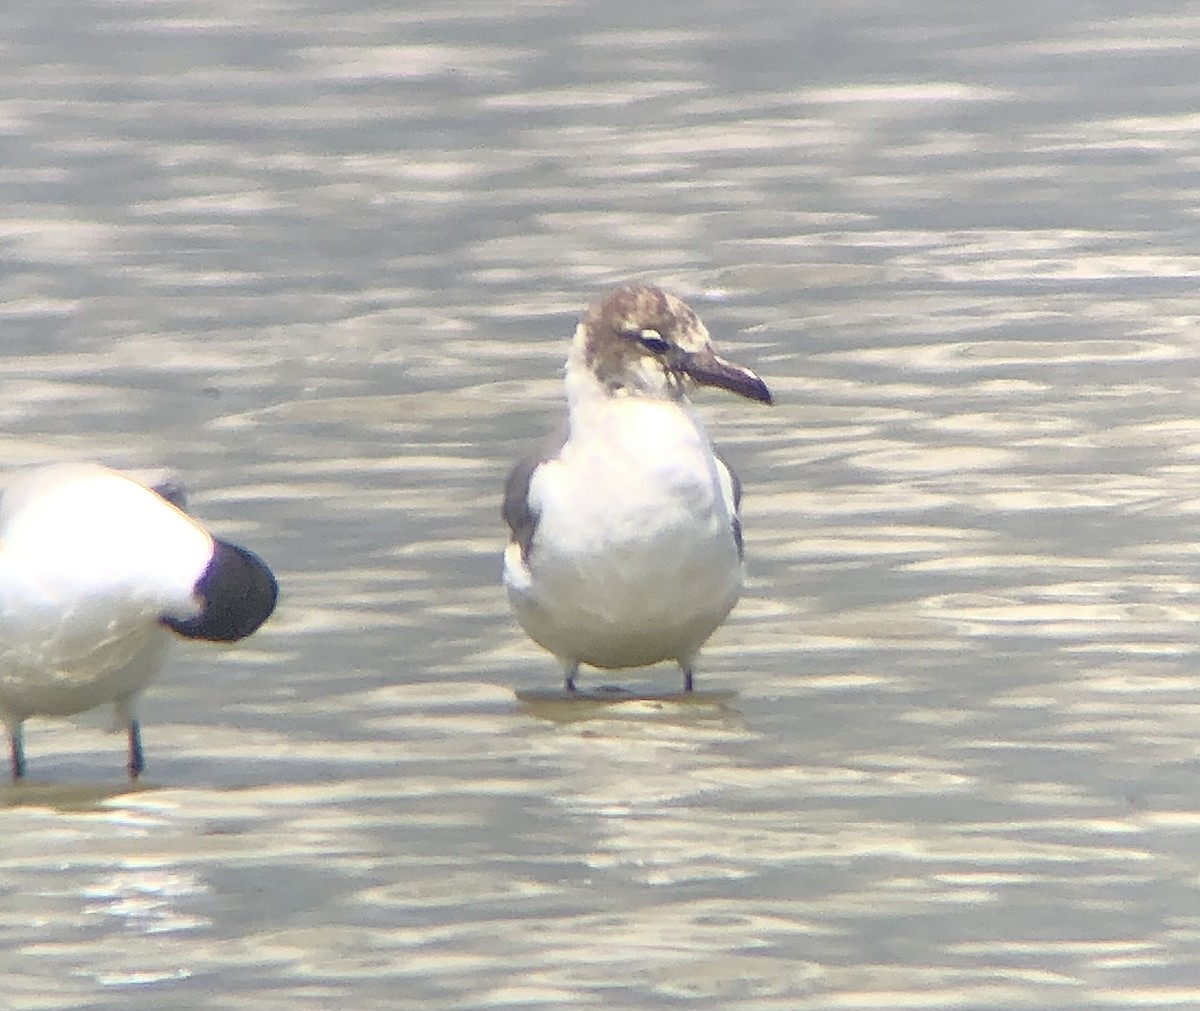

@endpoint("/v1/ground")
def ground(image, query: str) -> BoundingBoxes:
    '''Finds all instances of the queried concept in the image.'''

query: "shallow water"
[2,1,1200,1008]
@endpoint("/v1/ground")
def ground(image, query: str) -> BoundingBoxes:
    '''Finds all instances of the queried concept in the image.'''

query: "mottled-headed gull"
[503,284,771,693]
[0,462,278,779]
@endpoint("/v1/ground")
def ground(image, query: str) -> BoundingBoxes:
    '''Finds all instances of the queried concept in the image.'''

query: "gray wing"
[503,453,543,563]
[503,428,567,563]
[713,449,744,560]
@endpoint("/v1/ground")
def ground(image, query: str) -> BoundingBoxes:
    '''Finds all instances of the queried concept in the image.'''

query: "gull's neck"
[562,327,708,455]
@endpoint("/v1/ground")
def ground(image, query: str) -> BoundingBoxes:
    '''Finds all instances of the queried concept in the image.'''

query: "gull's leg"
[680,656,696,693]
[8,723,25,780]
[127,720,145,779]
[117,698,144,779]
[563,662,580,693]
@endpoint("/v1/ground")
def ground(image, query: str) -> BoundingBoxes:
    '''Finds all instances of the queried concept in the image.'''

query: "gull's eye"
[637,331,671,355]
[617,327,672,355]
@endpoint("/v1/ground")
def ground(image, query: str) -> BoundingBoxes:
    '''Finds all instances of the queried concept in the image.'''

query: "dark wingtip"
[163,539,278,643]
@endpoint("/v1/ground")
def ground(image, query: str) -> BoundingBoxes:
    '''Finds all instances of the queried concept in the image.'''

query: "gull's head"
[571,284,772,405]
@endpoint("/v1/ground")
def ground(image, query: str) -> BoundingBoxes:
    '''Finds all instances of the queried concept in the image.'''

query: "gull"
[0,462,278,780]
[503,284,771,693]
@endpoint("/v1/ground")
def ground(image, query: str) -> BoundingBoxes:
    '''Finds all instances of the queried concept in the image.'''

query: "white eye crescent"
[631,329,671,354]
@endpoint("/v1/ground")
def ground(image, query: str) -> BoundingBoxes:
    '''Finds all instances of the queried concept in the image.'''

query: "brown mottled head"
[574,284,772,404]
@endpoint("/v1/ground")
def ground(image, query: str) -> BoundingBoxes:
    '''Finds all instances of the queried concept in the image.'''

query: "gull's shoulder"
[502,428,567,562]
[137,469,190,512]
[712,449,744,559]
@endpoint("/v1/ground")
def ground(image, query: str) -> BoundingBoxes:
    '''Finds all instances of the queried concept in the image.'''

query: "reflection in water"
[2,0,1200,1008]
[517,685,738,711]
[0,779,156,812]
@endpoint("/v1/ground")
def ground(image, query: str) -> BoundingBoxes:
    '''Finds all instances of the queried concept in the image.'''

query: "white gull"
[0,462,278,779]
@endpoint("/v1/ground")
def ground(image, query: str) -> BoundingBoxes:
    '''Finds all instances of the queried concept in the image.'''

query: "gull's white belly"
[506,534,740,668]
[0,605,171,721]
[505,409,743,668]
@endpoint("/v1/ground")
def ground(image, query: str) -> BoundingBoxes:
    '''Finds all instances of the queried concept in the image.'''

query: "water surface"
[2,1,1200,1008]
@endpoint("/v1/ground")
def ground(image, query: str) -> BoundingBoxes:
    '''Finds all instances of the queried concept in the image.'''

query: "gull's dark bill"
[680,347,772,404]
